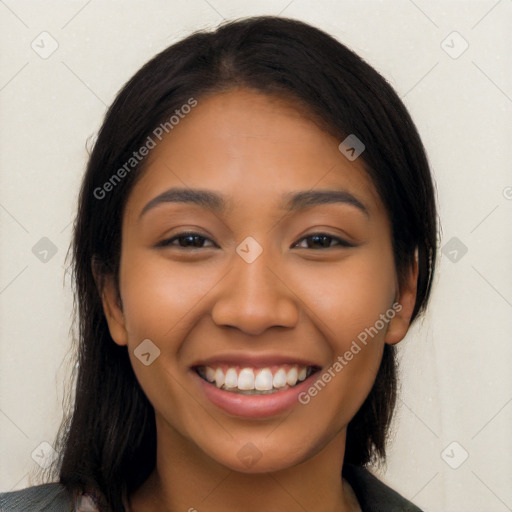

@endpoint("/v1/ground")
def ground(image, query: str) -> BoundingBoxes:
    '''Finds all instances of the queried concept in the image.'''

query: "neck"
[127,415,360,512]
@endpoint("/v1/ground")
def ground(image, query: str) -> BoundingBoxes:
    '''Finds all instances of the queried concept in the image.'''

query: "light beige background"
[1,1,511,511]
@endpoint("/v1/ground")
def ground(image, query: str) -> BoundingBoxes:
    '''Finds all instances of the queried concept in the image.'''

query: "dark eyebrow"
[139,188,227,219]
[138,187,368,220]
[281,189,368,216]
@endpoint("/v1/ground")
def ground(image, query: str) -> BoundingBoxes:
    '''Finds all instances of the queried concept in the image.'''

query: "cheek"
[296,248,395,410]
[117,252,215,418]
[298,249,396,338]
[119,252,220,341]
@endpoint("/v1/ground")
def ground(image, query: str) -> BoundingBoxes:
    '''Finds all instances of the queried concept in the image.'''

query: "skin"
[98,88,418,512]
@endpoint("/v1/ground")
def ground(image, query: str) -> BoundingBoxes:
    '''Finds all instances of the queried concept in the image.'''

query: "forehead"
[125,89,384,218]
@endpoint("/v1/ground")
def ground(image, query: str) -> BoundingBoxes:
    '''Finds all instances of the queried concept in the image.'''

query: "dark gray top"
[0,464,423,511]
[0,482,72,512]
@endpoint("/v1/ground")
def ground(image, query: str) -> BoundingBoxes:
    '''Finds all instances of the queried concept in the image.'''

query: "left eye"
[293,233,354,249]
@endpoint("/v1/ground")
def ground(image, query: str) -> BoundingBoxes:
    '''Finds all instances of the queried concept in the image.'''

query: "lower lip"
[191,368,319,419]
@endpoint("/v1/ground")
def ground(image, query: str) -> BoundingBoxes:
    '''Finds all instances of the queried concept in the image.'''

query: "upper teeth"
[198,365,312,392]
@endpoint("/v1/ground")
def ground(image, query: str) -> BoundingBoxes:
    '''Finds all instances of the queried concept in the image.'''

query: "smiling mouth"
[194,364,321,395]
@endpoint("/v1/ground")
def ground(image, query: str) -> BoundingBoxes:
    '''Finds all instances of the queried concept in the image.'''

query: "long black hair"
[42,15,437,511]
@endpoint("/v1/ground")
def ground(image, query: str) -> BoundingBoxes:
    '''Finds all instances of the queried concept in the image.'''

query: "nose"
[210,245,300,336]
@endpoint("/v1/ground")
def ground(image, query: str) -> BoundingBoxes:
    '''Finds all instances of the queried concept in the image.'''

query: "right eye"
[156,232,217,250]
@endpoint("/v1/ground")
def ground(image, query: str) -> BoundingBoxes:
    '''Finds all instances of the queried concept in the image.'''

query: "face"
[99,88,417,474]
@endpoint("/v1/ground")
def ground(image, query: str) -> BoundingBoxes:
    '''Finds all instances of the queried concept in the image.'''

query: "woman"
[0,15,436,512]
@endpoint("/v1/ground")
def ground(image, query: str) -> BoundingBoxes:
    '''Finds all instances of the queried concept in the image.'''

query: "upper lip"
[191,353,322,369]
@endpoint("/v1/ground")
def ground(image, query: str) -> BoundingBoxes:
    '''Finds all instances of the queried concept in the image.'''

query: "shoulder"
[343,464,424,512]
[0,482,74,512]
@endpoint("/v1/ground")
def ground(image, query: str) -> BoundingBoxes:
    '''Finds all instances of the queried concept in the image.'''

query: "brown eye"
[157,232,216,249]
[294,233,354,250]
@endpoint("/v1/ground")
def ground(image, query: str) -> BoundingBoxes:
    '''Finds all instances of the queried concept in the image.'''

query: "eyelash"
[156,231,355,250]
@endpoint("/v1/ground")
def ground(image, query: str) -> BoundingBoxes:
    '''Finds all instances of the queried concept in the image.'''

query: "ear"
[92,259,128,347]
[384,252,419,346]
